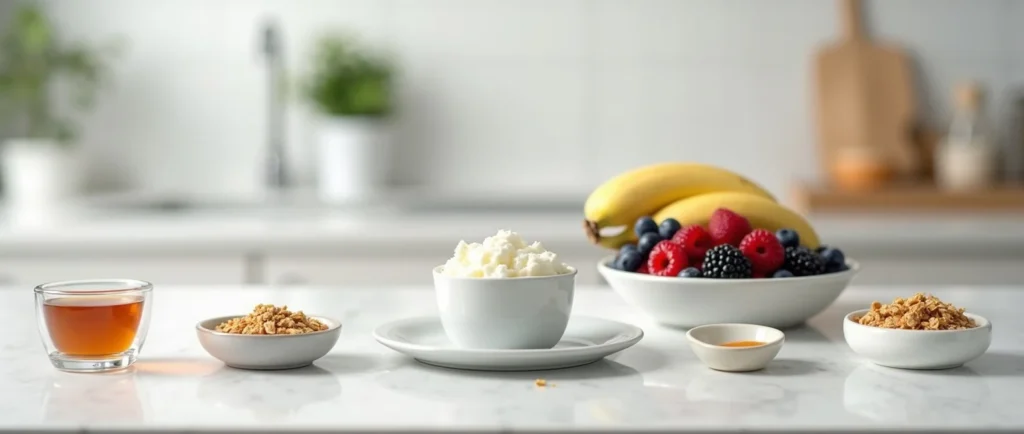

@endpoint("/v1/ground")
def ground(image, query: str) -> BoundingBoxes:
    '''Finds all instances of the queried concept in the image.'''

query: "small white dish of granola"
[195,304,342,370]
[843,293,992,370]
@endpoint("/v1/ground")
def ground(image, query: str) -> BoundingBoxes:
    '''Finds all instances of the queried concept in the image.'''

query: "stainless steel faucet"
[262,20,288,189]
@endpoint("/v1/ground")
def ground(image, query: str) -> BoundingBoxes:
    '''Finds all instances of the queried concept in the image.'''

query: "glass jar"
[935,83,998,190]
[34,279,154,373]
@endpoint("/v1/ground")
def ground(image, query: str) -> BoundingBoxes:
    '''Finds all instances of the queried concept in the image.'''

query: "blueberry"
[678,267,701,278]
[773,269,794,278]
[825,262,849,274]
[820,247,846,268]
[775,229,800,248]
[658,218,682,240]
[637,232,662,255]
[609,256,623,269]
[634,216,658,238]
[815,244,830,255]
[823,262,847,272]
[619,243,638,256]
[618,250,644,272]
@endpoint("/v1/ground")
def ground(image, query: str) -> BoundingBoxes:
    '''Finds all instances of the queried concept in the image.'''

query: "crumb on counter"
[216,304,329,335]
[534,378,547,387]
[855,293,976,330]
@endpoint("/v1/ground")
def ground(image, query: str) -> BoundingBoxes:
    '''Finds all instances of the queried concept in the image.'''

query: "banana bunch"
[583,163,819,249]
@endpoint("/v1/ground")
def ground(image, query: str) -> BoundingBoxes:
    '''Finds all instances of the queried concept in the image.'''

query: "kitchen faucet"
[262,20,288,190]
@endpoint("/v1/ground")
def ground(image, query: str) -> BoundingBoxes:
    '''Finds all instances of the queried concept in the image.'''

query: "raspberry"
[739,229,785,277]
[637,263,649,274]
[708,208,752,247]
[672,225,713,262]
[647,240,688,277]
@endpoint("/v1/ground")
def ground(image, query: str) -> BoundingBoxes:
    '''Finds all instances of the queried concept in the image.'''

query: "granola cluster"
[216,304,329,335]
[856,293,976,330]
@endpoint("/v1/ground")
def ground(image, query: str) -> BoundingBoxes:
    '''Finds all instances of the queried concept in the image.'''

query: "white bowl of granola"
[843,293,992,370]
[195,304,342,370]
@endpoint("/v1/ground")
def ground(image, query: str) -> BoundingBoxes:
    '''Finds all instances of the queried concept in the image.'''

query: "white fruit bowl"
[598,255,859,329]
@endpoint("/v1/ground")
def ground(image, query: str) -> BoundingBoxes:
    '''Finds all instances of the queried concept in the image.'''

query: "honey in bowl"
[719,340,765,348]
[42,295,145,356]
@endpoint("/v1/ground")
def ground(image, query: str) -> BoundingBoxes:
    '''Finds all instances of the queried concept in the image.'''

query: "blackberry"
[784,246,825,276]
[702,245,752,279]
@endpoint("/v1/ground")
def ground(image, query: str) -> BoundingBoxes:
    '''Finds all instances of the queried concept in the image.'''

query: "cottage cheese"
[441,230,575,278]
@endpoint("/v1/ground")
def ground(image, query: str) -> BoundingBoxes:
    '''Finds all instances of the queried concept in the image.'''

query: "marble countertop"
[2,285,1022,433]
[0,203,1021,255]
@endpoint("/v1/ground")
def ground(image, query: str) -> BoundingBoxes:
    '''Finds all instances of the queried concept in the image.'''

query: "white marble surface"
[0,204,1021,255]
[2,285,1023,433]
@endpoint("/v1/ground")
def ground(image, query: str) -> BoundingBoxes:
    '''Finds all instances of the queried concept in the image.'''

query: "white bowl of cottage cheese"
[434,230,577,350]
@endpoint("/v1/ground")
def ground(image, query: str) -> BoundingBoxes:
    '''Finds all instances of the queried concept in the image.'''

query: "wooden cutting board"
[815,0,919,179]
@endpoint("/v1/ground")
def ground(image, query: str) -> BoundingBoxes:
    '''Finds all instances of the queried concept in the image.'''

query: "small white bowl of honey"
[685,323,784,372]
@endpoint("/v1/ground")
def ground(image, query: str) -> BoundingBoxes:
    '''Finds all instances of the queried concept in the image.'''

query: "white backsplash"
[31,0,1024,201]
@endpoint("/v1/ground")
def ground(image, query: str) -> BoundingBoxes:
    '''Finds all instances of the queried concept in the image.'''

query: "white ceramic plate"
[598,255,859,329]
[374,316,644,371]
[843,309,992,370]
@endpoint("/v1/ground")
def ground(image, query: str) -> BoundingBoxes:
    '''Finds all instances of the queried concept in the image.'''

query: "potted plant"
[301,33,393,203]
[0,2,119,213]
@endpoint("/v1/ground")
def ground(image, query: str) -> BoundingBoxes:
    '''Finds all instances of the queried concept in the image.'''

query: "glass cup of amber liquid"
[34,279,153,373]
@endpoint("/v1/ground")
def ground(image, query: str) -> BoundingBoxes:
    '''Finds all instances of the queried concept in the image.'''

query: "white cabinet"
[0,255,248,286]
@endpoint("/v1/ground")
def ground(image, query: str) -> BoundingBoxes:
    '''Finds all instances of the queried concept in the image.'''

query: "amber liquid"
[43,296,144,356]
[719,340,765,348]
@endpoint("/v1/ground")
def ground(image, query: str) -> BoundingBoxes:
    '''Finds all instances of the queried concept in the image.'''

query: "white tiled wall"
[31,0,1024,200]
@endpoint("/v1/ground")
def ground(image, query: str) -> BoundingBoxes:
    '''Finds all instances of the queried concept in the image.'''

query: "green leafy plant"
[0,2,120,145]
[302,34,392,117]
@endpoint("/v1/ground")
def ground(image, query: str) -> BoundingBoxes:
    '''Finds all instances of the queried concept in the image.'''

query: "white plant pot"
[2,139,80,214]
[315,117,391,203]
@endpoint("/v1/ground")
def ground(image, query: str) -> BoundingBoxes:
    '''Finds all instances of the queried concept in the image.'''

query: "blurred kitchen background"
[0,0,1021,287]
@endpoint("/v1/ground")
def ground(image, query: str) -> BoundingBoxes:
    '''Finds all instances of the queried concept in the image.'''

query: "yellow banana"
[653,191,820,249]
[583,162,775,249]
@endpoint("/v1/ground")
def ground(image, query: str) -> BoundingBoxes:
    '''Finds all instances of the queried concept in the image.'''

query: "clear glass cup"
[34,279,154,373]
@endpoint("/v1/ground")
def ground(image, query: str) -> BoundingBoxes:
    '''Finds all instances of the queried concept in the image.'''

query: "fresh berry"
[634,216,658,237]
[827,263,849,274]
[617,250,644,272]
[647,240,688,277]
[775,229,800,248]
[814,245,829,255]
[784,246,825,276]
[672,225,713,261]
[637,232,662,255]
[658,218,682,240]
[678,267,701,278]
[819,247,846,269]
[637,263,649,274]
[702,244,753,279]
[708,208,752,247]
[773,269,794,278]
[738,229,785,276]
[619,243,638,256]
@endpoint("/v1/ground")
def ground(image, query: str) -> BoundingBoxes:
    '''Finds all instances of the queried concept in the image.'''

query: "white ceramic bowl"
[433,266,577,350]
[196,315,342,370]
[843,309,992,370]
[686,323,785,372]
[598,255,858,329]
